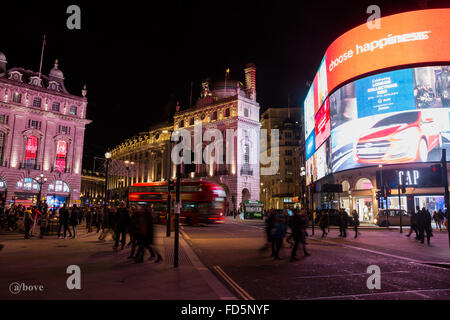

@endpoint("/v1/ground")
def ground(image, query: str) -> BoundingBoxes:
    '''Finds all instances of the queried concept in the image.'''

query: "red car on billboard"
[354,110,440,164]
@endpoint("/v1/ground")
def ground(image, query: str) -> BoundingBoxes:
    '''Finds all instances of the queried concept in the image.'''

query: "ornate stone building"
[0,52,90,206]
[80,169,105,206]
[108,124,172,200]
[173,64,261,211]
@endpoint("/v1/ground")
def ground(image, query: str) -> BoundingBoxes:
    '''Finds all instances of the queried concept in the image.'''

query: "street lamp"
[104,152,112,215]
[124,160,134,208]
[35,173,47,208]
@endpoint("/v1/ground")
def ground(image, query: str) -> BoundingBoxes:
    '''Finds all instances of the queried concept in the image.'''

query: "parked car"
[355,110,441,164]
[374,209,411,227]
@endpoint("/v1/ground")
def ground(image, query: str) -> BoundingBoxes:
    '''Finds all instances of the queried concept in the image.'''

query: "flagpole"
[38,35,46,79]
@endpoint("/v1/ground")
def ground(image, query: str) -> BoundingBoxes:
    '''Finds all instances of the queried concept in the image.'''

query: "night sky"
[1,0,447,170]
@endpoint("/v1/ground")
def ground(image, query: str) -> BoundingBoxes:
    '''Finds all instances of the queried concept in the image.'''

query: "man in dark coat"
[270,210,287,260]
[59,204,72,239]
[134,205,162,263]
[319,210,329,238]
[70,204,80,238]
[113,202,130,250]
[85,207,92,233]
[290,209,310,261]
[352,210,360,238]
[339,209,348,237]
[406,209,419,239]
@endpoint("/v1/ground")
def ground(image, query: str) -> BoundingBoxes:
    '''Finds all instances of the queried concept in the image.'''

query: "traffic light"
[311,183,317,193]
[386,186,391,196]
[380,185,385,198]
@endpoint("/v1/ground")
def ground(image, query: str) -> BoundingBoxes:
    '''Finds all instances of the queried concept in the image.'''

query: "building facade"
[108,124,172,200]
[0,52,90,206]
[80,169,106,206]
[173,64,261,211]
[260,107,304,209]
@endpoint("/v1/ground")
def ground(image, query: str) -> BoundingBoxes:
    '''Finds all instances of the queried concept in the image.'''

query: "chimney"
[244,63,256,101]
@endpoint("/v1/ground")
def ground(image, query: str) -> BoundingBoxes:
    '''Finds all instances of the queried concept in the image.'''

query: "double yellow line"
[212,265,255,300]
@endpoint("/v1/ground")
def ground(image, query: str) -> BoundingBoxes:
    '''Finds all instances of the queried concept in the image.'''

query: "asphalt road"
[181,219,450,300]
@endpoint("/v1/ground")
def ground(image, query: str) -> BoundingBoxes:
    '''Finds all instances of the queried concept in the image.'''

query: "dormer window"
[9,71,23,82]
[48,82,58,91]
[29,77,42,87]
[32,97,42,108]
[212,111,218,120]
[69,106,77,115]
[179,120,184,128]
[225,108,230,117]
[189,117,194,125]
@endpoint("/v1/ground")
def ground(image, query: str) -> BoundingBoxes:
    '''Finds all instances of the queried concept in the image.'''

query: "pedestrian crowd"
[0,200,162,263]
[406,206,448,245]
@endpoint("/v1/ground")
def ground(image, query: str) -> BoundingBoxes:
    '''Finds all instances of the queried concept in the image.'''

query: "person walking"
[134,205,162,263]
[406,209,419,239]
[23,207,33,239]
[96,206,103,233]
[70,205,80,238]
[437,209,444,231]
[39,210,49,239]
[270,210,287,260]
[85,207,92,233]
[432,211,440,230]
[59,204,72,239]
[423,208,433,245]
[352,210,360,238]
[289,209,310,261]
[113,202,130,250]
[127,206,139,259]
[319,210,329,238]
[259,209,275,252]
[339,209,348,237]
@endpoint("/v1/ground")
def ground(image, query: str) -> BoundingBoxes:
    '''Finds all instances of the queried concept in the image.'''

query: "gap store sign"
[376,167,442,188]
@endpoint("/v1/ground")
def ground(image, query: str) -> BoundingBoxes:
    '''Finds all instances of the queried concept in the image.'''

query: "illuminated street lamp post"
[35,173,47,208]
[124,160,135,208]
[163,129,174,237]
[104,152,112,215]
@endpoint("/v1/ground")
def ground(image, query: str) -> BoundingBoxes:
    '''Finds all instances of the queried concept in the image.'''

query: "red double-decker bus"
[128,181,227,224]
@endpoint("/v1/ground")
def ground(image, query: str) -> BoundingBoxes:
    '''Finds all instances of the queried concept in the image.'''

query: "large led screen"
[320,9,450,97]
[331,65,450,174]
[315,98,330,148]
[304,85,315,138]
[305,129,315,161]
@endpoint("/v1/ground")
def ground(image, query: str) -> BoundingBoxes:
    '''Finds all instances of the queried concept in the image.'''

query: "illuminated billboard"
[324,9,450,96]
[315,98,330,148]
[303,9,450,184]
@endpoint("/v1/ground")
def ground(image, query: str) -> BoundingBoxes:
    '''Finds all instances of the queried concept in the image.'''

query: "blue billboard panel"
[305,130,315,161]
[355,68,415,119]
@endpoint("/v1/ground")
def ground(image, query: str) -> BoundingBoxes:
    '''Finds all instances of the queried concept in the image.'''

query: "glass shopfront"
[414,195,445,213]
[387,196,407,211]
[355,197,373,222]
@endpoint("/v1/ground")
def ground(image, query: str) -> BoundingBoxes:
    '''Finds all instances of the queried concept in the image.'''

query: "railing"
[19,163,40,170]
[51,167,71,173]
[215,169,229,176]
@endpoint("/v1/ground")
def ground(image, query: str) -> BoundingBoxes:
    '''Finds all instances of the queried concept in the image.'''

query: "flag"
[38,35,46,79]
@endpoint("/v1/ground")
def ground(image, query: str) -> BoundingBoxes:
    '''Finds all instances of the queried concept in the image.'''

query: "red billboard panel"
[315,98,330,148]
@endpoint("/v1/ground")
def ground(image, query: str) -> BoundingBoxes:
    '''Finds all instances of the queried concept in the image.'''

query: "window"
[13,93,21,103]
[16,178,40,191]
[28,120,41,130]
[285,150,292,156]
[23,136,38,169]
[285,159,293,166]
[48,180,70,193]
[69,106,77,115]
[285,132,292,139]
[189,117,194,125]
[52,102,60,112]
[55,140,68,173]
[59,125,70,135]
[179,120,184,128]
[212,111,217,120]
[32,97,42,108]
[0,131,5,163]
[244,108,249,117]
[0,115,8,124]
[224,108,230,117]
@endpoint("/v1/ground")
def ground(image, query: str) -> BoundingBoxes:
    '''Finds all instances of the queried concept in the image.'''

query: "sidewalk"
[0,224,235,300]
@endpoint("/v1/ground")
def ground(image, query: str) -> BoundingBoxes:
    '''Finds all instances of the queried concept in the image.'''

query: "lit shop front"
[304,9,450,220]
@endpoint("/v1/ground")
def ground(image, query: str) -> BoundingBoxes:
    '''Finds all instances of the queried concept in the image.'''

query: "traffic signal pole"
[441,149,450,250]
[167,180,172,237]
[174,163,181,267]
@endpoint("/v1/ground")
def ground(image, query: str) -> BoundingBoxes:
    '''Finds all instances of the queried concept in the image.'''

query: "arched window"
[24,135,38,169]
[55,140,68,172]
[355,178,373,190]
[342,180,351,192]
[16,178,40,191]
[48,180,70,193]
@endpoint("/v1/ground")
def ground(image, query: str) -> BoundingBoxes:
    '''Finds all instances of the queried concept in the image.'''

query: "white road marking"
[303,288,450,300]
